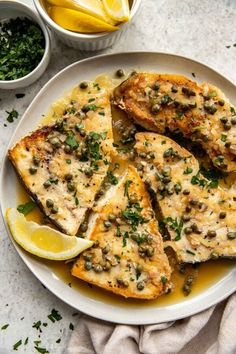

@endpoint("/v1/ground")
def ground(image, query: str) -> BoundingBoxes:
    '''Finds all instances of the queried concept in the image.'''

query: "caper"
[211,251,219,259]
[146,247,154,257]
[104,220,112,228]
[116,278,129,287]
[219,211,226,219]
[103,182,111,190]
[151,103,160,114]
[84,168,93,177]
[139,152,147,158]
[80,222,88,232]
[166,186,174,195]
[33,156,40,166]
[84,261,92,270]
[153,82,160,90]
[79,129,86,137]
[65,173,73,181]
[182,87,196,97]
[103,261,111,271]
[67,182,76,192]
[46,199,54,208]
[43,180,51,188]
[191,223,202,234]
[108,213,116,222]
[131,233,139,242]
[29,166,37,175]
[171,85,178,93]
[224,122,231,131]
[218,99,225,106]
[174,183,182,193]
[231,116,236,125]
[50,137,61,148]
[137,281,145,291]
[182,215,191,222]
[79,81,88,89]
[82,105,90,113]
[204,103,217,114]
[227,231,236,239]
[220,117,228,123]
[130,70,137,76]
[184,227,192,235]
[225,141,231,148]
[136,264,143,273]
[183,284,191,295]
[189,199,198,206]
[183,189,190,195]
[93,240,100,248]
[207,230,216,238]
[162,177,171,184]
[64,145,72,153]
[116,69,125,77]
[51,206,58,214]
[83,252,92,261]
[185,206,192,213]
[94,264,103,273]
[149,152,155,158]
[102,245,110,254]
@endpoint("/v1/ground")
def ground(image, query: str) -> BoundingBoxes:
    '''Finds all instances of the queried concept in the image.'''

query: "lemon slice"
[6,208,93,260]
[102,0,130,22]
[47,0,116,25]
[49,6,118,33]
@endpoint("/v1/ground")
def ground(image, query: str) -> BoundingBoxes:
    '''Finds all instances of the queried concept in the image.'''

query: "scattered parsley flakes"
[66,159,71,164]
[1,324,9,330]
[47,309,62,323]
[69,323,74,330]
[124,180,132,197]
[221,134,227,142]
[56,338,61,343]
[98,111,105,116]
[183,167,193,174]
[15,93,25,99]
[161,276,168,284]
[6,109,19,123]
[24,337,29,345]
[13,340,22,351]
[32,320,42,332]
[163,216,183,241]
[65,133,79,150]
[34,347,49,353]
[107,171,118,185]
[17,201,36,215]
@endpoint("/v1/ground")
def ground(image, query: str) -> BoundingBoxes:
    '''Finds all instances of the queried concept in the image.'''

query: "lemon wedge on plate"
[47,0,116,25]
[102,0,130,22]
[49,6,118,33]
[6,208,93,260]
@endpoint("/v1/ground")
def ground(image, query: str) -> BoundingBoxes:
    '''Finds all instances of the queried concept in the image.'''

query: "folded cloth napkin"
[67,293,236,354]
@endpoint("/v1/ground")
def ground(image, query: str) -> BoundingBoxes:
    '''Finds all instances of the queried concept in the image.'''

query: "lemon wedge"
[49,6,118,33]
[47,0,116,25]
[6,208,93,260]
[102,0,130,22]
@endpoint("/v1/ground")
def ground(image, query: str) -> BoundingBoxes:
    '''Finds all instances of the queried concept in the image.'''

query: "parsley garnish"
[186,249,196,255]
[163,217,183,241]
[183,167,193,174]
[1,324,9,330]
[34,347,49,353]
[107,171,118,185]
[66,159,71,164]
[65,133,79,150]
[69,323,74,330]
[47,309,62,323]
[32,320,42,332]
[6,109,19,123]
[13,340,22,351]
[0,18,45,81]
[24,337,29,345]
[56,338,61,343]
[124,180,132,197]
[17,201,36,215]
[15,93,25,99]
[161,276,168,284]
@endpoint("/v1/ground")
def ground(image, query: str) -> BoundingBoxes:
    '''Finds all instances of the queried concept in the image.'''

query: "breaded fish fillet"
[72,165,171,299]
[8,90,114,235]
[113,73,236,172]
[135,132,236,263]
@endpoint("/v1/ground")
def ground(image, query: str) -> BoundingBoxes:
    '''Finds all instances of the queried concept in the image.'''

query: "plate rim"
[1,51,236,325]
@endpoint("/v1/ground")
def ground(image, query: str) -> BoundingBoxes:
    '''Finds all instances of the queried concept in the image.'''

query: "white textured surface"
[0,0,236,352]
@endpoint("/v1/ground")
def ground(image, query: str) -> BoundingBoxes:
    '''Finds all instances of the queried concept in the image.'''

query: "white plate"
[1,52,236,325]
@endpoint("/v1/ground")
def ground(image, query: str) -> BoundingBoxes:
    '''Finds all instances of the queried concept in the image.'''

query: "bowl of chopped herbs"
[0,0,50,89]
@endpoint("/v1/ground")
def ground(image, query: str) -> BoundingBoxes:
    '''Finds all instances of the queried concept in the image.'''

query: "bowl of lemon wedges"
[34,0,141,50]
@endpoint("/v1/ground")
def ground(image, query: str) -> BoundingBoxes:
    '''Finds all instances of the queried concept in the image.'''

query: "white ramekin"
[33,0,142,51]
[0,0,51,90]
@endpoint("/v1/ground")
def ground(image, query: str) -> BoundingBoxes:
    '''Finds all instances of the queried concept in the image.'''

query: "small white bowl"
[33,0,142,51]
[0,0,51,90]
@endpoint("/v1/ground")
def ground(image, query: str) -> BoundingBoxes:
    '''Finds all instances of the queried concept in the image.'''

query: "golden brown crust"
[113,73,236,172]
[72,165,171,299]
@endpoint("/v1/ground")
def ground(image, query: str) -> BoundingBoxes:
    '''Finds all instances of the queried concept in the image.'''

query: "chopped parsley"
[24,337,29,345]
[0,18,45,81]
[183,167,193,174]
[124,180,132,197]
[221,134,227,142]
[69,323,74,330]
[47,309,62,323]
[65,133,79,150]
[32,320,42,332]
[6,109,19,123]
[66,159,71,164]
[161,276,168,284]
[56,338,61,343]
[191,172,207,188]
[15,93,25,98]
[88,98,95,103]
[186,249,196,255]
[13,340,22,351]
[163,217,183,241]
[34,347,49,353]
[107,171,118,185]
[17,201,36,215]
[122,205,145,231]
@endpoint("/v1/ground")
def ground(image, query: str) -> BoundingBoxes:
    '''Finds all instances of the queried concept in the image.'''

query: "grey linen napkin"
[67,293,236,354]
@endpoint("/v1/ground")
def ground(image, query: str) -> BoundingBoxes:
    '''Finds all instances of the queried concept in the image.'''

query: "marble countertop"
[0,0,236,352]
